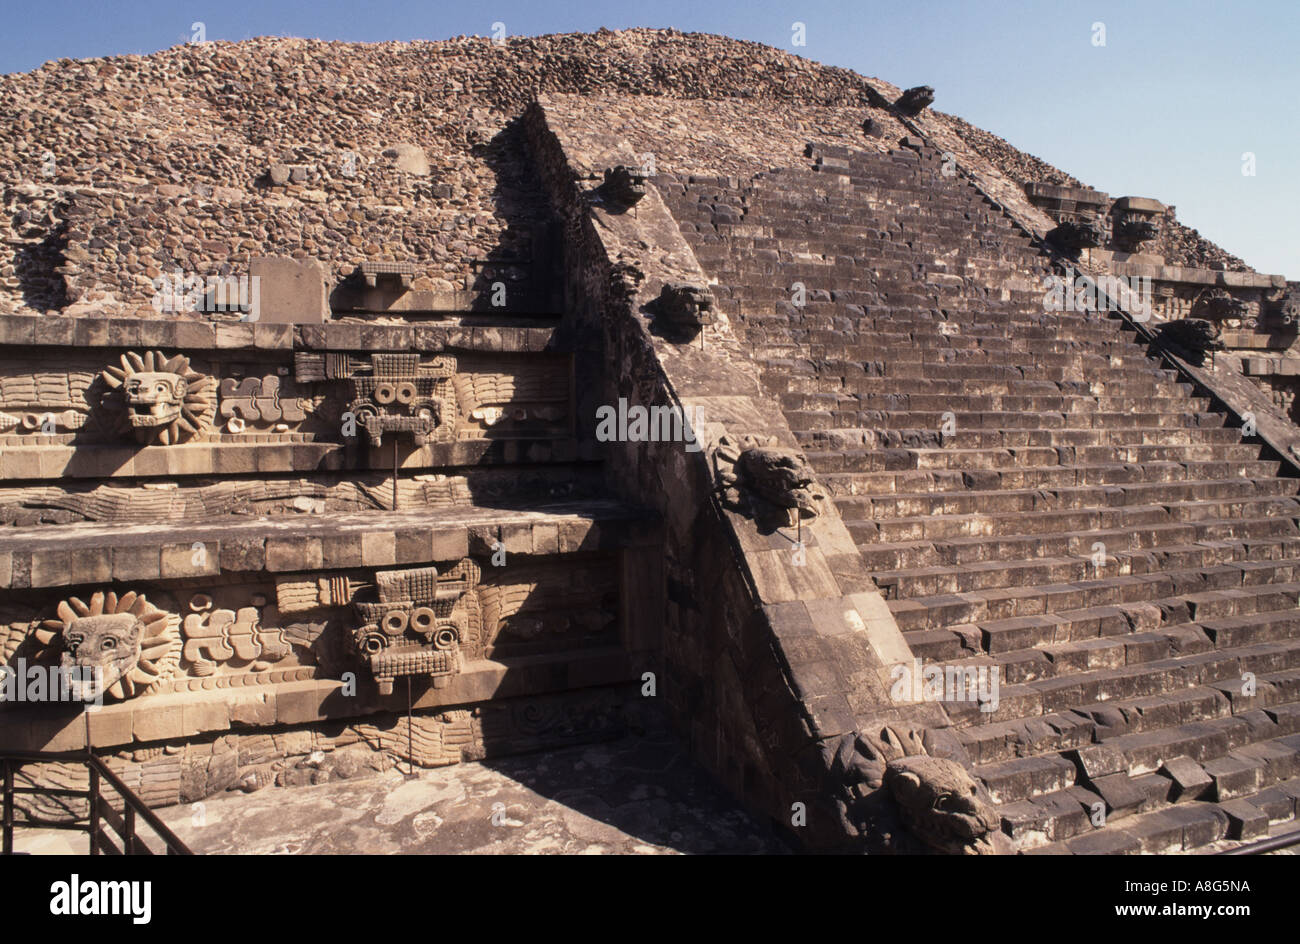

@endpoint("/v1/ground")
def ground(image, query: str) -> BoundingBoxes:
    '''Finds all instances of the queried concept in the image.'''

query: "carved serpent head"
[883,756,1001,855]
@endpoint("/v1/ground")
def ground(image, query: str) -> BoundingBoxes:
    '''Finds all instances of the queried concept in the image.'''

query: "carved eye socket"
[65,635,83,652]
[155,382,168,395]
[101,637,117,650]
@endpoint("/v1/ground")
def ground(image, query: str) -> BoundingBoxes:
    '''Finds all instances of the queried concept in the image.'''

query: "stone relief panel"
[218,373,308,434]
[271,556,620,694]
[9,687,639,821]
[1,582,332,703]
[2,559,619,704]
[0,370,98,439]
[0,348,571,453]
[294,350,570,445]
[0,468,597,525]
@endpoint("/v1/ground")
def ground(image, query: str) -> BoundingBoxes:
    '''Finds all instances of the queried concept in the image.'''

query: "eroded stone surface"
[150,735,786,855]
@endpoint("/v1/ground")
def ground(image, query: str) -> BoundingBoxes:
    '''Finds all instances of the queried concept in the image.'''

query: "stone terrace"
[655,140,1300,853]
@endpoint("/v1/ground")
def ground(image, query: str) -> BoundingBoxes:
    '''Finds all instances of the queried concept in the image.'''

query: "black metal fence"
[1,750,192,855]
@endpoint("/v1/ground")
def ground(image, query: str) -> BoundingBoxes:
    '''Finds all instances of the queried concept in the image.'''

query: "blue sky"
[2,0,1297,276]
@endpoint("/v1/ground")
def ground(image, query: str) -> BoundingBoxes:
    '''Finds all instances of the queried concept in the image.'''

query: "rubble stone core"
[2,28,1298,855]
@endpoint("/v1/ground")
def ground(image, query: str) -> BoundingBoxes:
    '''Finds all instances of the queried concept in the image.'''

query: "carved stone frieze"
[218,373,307,433]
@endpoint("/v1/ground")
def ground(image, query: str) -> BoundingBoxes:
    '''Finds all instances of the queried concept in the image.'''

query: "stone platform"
[131,734,784,855]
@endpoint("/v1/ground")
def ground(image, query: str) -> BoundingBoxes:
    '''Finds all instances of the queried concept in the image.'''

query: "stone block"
[1219,799,1269,840]
[500,522,532,555]
[1065,829,1140,855]
[112,544,161,581]
[250,255,328,324]
[133,701,188,742]
[228,690,276,726]
[321,533,365,569]
[219,537,265,572]
[360,530,396,566]
[29,549,71,588]
[265,536,323,572]
[1159,755,1213,801]
[161,541,219,578]
[429,528,469,561]
[1114,196,1166,214]
[394,528,432,563]
[277,683,329,725]
[183,699,232,735]
[86,705,135,748]
[531,523,560,555]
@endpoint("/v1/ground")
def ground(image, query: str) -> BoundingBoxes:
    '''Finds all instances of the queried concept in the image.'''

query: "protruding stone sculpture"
[883,756,1001,855]
[1114,217,1159,252]
[1153,317,1224,366]
[894,85,935,116]
[1047,219,1104,251]
[38,591,179,701]
[344,353,457,447]
[351,559,481,695]
[1111,197,1164,252]
[1200,287,1249,321]
[654,282,715,338]
[600,165,649,208]
[1271,288,1300,326]
[357,260,418,290]
[714,434,827,529]
[101,351,215,445]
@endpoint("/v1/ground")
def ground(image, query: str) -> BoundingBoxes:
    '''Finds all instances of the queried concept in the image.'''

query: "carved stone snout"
[894,86,935,116]
[883,755,1001,855]
[714,434,826,529]
[1047,219,1103,251]
[655,282,715,338]
[601,165,649,207]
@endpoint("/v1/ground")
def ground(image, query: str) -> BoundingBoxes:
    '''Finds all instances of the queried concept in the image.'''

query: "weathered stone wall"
[526,98,939,850]
[11,685,640,822]
[3,29,1264,318]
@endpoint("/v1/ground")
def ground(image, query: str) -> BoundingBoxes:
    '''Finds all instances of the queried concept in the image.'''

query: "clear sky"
[2,0,1296,277]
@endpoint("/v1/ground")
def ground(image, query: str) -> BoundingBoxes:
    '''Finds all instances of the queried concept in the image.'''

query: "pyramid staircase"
[655,142,1300,853]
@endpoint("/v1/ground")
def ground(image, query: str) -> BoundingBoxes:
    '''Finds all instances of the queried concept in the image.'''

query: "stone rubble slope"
[0,28,1256,316]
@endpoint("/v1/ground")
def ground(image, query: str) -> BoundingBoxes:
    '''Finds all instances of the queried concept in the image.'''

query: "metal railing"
[1216,828,1300,855]
[1,751,192,855]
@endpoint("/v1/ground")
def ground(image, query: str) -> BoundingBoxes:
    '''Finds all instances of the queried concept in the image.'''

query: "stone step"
[798,426,1245,452]
[877,542,1300,600]
[957,640,1300,729]
[796,408,1226,432]
[893,580,1300,642]
[858,517,1299,571]
[853,498,1298,545]
[819,459,1282,494]
[841,479,1298,521]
